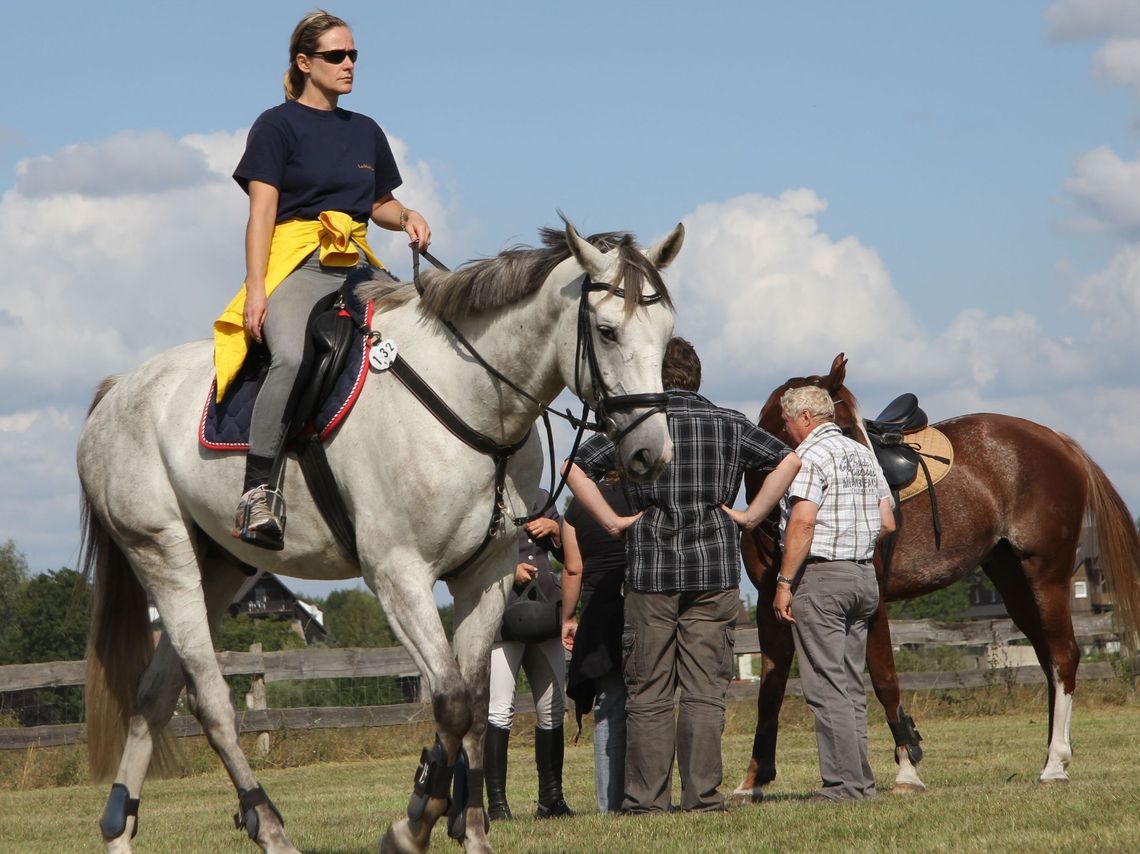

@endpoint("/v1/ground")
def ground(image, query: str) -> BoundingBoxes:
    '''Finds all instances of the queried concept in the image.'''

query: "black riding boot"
[484,724,513,821]
[535,726,574,818]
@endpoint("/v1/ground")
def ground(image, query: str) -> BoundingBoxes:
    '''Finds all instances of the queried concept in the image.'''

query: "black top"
[233,100,402,223]
[565,483,629,578]
[565,481,630,723]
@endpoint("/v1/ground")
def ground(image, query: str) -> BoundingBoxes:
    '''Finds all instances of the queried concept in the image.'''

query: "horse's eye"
[597,325,618,343]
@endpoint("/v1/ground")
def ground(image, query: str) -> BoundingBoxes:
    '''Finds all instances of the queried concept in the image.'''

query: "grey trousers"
[791,560,879,801]
[248,254,361,460]
[621,587,738,813]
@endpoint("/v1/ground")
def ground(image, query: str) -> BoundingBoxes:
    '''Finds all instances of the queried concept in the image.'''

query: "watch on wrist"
[775,574,794,587]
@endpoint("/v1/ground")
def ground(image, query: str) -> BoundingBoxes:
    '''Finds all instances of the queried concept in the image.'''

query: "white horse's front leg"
[375,568,475,854]
[448,568,512,854]
[1039,669,1074,783]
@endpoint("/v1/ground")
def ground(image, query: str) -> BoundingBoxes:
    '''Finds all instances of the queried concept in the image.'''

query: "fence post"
[245,642,269,756]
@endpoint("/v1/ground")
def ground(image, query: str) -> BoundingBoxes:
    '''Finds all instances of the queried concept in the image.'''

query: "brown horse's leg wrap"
[888,706,923,765]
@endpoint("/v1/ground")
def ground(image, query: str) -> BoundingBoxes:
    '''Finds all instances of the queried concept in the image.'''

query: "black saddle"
[864,394,928,490]
[286,266,375,440]
[865,393,928,436]
[290,288,358,437]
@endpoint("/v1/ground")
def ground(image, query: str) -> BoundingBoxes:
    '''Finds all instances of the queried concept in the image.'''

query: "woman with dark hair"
[561,473,632,813]
[214,9,431,549]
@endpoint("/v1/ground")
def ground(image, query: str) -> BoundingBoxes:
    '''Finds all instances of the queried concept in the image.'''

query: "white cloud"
[0,407,83,571]
[663,192,1088,401]
[1064,146,1140,236]
[1071,243,1140,340]
[1093,38,1140,95]
[15,130,222,197]
[665,191,924,391]
[1047,0,1140,40]
[931,309,1090,394]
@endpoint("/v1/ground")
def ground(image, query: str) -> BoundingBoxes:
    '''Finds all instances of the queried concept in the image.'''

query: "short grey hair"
[780,385,835,423]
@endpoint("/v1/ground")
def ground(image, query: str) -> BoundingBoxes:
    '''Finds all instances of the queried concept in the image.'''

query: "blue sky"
[2,1,1139,604]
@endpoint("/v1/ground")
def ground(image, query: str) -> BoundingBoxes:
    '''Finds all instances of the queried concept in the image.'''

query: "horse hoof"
[1038,774,1070,785]
[728,787,763,807]
[462,838,495,854]
[891,782,927,795]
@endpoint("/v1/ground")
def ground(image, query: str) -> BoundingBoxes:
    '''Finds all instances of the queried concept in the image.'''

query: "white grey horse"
[79,219,683,854]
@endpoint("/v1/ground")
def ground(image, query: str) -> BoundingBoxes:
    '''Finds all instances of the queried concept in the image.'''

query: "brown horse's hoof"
[728,787,763,807]
[891,782,927,795]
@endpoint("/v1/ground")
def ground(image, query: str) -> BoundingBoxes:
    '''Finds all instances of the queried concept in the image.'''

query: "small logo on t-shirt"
[357,163,374,171]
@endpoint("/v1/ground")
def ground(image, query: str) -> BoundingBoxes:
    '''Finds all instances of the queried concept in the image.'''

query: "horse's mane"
[833,386,872,448]
[357,227,673,320]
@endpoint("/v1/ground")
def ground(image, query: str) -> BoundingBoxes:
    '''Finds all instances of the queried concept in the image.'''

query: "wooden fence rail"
[1,613,1126,750]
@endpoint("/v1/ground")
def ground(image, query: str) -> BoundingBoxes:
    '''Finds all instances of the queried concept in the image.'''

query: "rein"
[370,246,667,575]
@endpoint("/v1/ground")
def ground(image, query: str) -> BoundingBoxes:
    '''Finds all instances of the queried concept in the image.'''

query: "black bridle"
[379,247,668,576]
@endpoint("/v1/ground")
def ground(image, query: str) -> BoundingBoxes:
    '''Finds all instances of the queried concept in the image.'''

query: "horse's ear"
[645,223,685,270]
[826,353,848,395]
[564,217,609,280]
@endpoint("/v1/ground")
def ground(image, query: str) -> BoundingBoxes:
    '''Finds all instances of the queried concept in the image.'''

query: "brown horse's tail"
[1062,434,1140,654]
[82,379,181,781]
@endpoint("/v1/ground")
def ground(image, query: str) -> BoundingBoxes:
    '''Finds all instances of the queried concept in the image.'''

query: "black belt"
[805,556,872,566]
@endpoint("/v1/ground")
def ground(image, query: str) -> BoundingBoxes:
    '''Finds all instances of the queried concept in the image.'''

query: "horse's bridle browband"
[382,247,668,577]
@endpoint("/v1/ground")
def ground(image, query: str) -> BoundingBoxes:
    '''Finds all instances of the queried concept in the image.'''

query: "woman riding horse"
[217,10,431,549]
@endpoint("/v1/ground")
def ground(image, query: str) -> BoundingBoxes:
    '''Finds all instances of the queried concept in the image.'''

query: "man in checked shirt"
[770,384,896,802]
[563,337,801,814]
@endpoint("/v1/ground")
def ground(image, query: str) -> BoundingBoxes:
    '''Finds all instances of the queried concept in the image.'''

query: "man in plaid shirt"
[564,337,800,813]
[772,384,895,802]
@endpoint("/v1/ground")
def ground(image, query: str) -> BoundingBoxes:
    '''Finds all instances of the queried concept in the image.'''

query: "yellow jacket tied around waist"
[213,211,384,402]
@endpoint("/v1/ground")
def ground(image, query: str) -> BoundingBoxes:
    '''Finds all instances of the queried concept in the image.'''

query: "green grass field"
[1,686,1138,852]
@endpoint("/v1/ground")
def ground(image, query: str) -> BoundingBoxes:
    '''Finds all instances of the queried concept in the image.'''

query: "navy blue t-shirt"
[233,100,402,223]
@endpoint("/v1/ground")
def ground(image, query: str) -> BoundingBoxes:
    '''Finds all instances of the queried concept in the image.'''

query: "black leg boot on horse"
[534,726,574,818]
[484,724,513,821]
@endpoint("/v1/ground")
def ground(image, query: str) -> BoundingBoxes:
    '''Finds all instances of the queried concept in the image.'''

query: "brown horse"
[732,353,1140,801]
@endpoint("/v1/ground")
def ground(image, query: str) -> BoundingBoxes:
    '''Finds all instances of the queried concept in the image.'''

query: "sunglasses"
[308,49,358,64]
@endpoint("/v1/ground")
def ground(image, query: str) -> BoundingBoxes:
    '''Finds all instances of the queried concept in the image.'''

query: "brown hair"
[662,336,701,392]
[283,10,350,100]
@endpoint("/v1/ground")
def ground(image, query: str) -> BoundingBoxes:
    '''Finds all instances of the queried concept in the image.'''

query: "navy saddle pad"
[200,290,374,452]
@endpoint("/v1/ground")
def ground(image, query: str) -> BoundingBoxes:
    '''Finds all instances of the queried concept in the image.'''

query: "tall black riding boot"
[535,726,575,818]
[484,724,513,821]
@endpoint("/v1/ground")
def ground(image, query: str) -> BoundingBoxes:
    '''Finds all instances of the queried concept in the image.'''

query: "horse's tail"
[87,375,119,415]
[82,379,181,781]
[1062,434,1140,653]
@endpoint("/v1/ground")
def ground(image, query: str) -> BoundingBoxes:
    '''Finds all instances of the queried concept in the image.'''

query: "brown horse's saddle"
[865,394,953,502]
